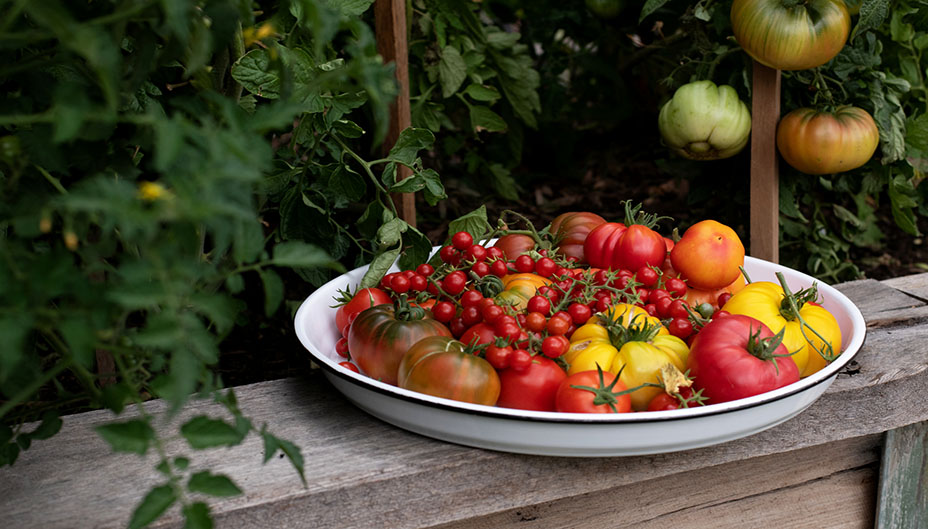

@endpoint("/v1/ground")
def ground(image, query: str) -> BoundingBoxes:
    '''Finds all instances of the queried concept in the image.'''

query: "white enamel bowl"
[294,256,866,457]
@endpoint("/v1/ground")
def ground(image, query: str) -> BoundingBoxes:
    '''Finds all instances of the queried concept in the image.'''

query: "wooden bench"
[2,273,926,528]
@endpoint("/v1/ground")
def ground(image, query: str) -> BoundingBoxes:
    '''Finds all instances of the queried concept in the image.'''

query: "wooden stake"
[749,61,781,263]
[375,0,416,228]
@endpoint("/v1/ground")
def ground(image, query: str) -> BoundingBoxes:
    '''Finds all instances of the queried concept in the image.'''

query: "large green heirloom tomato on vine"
[731,0,850,71]
[347,302,451,385]
[776,106,879,175]
[658,81,752,160]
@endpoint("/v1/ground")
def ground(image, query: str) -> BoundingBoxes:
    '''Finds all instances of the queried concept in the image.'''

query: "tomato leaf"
[851,0,890,41]
[464,84,501,102]
[639,0,672,22]
[231,49,281,99]
[180,416,247,450]
[258,269,285,317]
[868,73,909,165]
[398,226,434,271]
[261,427,307,486]
[270,241,341,269]
[469,105,507,133]
[188,471,243,497]
[128,485,177,529]
[181,502,213,529]
[888,175,921,236]
[439,45,468,98]
[904,113,928,172]
[95,419,155,455]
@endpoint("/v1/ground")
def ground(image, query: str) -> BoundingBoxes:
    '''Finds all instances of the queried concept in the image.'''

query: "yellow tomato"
[495,273,552,310]
[722,281,842,377]
[603,303,669,337]
[609,335,690,411]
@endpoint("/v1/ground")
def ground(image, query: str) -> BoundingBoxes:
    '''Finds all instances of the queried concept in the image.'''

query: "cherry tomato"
[442,271,467,296]
[416,263,434,276]
[718,292,733,308]
[461,305,483,327]
[567,303,592,325]
[666,277,687,298]
[466,244,487,262]
[335,336,350,358]
[637,266,659,288]
[541,335,571,358]
[534,257,558,278]
[669,299,690,320]
[481,303,505,325]
[546,314,571,336]
[524,311,547,333]
[470,261,490,277]
[431,301,455,323]
[338,361,360,373]
[509,348,533,371]
[335,287,393,336]
[460,290,484,308]
[409,273,428,292]
[490,260,510,277]
[514,254,535,274]
[390,274,410,294]
[485,345,513,370]
[526,295,551,316]
[451,231,474,251]
[668,317,693,339]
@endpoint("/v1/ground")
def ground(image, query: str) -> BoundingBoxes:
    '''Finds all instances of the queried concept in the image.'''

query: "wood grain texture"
[375,0,416,227]
[749,61,781,263]
[877,421,928,528]
[430,435,880,529]
[1,274,926,528]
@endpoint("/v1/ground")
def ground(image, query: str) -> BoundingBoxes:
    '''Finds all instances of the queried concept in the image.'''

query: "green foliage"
[0,0,441,526]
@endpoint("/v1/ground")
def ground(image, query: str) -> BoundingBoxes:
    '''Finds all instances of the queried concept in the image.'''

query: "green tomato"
[658,80,752,161]
[585,0,624,18]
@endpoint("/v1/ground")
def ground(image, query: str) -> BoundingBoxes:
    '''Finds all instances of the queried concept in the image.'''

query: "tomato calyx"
[622,201,671,230]
[567,365,637,413]
[654,364,707,409]
[392,294,428,321]
[600,310,662,349]
[775,272,838,362]
[745,324,791,374]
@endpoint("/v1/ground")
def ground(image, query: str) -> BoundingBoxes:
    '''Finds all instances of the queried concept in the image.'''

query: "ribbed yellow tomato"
[721,281,843,377]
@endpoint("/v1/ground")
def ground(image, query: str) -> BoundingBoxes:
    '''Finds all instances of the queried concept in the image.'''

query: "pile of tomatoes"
[331,210,844,415]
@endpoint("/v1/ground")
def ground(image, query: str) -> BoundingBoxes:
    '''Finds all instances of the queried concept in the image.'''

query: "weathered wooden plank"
[375,0,416,226]
[1,276,927,528]
[749,61,780,263]
[881,272,928,302]
[876,421,928,528]
[431,435,880,529]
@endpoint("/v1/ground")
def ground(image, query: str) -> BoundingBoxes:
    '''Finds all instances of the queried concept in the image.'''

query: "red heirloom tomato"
[548,211,606,264]
[670,220,745,290]
[397,336,501,406]
[776,106,880,175]
[496,356,567,412]
[334,287,393,336]
[347,302,451,385]
[686,314,800,404]
[491,234,536,260]
[584,222,665,272]
[731,0,850,71]
[554,369,633,413]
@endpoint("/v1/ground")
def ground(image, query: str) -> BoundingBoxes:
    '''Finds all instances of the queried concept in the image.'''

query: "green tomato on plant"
[585,0,624,18]
[658,80,752,161]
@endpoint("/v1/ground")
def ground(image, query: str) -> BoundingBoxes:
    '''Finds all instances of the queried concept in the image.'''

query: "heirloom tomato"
[658,81,752,160]
[495,273,551,311]
[731,0,850,71]
[548,211,607,264]
[491,234,536,260]
[776,106,879,175]
[721,281,842,377]
[347,303,451,385]
[397,336,501,406]
[496,356,567,412]
[554,368,632,413]
[584,222,666,272]
[564,306,688,410]
[334,287,392,336]
[687,314,800,404]
[670,220,745,290]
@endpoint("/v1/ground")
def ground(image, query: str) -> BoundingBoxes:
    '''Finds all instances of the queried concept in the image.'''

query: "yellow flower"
[243,22,275,47]
[138,181,169,202]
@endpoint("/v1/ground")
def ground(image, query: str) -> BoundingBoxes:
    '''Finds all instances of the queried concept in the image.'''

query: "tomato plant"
[730,0,851,71]
[687,314,800,404]
[397,336,501,406]
[776,106,880,175]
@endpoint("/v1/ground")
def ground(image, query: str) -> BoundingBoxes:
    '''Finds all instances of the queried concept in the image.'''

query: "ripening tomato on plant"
[347,300,452,385]
[731,0,850,71]
[397,336,501,406]
[670,220,745,290]
[658,80,752,160]
[776,106,879,175]
[687,314,800,404]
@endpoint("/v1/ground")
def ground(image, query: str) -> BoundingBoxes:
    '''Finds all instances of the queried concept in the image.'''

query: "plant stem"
[0,359,71,420]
